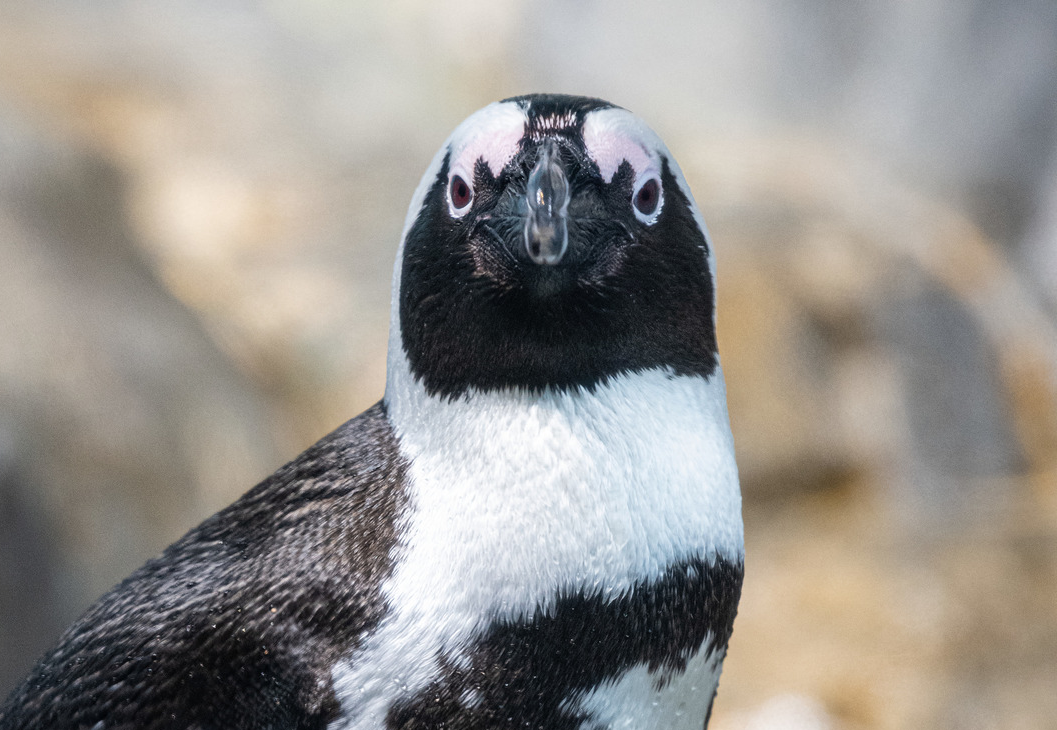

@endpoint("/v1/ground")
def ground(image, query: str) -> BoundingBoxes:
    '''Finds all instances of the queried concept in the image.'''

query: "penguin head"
[389,94,718,400]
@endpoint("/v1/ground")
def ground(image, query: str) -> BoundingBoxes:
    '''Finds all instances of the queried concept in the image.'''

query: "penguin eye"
[632,176,662,223]
[449,174,473,215]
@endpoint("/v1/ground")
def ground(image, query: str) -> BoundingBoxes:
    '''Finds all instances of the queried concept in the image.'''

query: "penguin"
[0,94,744,730]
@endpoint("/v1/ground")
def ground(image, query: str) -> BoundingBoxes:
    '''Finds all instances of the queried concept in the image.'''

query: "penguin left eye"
[632,176,662,223]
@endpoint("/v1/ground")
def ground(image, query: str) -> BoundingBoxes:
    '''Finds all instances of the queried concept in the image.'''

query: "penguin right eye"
[631,175,662,224]
[449,174,474,216]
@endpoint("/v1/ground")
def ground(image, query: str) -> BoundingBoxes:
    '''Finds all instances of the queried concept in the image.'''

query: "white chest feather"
[329,361,742,729]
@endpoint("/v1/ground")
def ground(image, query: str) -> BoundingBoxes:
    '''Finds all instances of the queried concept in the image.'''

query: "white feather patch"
[564,648,726,730]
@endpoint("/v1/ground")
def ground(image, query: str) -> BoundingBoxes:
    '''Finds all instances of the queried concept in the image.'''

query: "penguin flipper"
[0,402,409,730]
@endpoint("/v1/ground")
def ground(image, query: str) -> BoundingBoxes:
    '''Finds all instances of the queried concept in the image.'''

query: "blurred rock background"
[1,1,1055,727]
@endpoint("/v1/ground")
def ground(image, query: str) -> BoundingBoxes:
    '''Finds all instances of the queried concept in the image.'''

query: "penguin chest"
[331,369,744,729]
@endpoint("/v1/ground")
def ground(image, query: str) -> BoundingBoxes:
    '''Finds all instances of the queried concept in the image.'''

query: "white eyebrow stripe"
[448,101,527,178]
[582,107,661,182]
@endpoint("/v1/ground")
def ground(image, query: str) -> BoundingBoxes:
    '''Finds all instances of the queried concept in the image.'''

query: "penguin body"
[0,94,743,730]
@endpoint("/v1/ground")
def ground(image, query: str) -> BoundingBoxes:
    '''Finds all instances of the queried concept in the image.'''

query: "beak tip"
[525,223,568,266]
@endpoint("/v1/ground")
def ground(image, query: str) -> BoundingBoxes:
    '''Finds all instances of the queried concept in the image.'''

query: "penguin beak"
[523,139,570,266]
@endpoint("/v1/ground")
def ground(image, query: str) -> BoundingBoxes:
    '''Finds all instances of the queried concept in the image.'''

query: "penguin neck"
[382,346,744,571]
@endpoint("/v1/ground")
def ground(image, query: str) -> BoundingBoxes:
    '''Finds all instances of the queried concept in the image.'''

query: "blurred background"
[1,1,1056,727]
